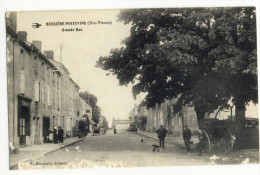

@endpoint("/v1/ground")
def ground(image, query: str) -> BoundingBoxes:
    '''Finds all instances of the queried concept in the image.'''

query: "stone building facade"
[6,13,91,147]
[132,98,199,137]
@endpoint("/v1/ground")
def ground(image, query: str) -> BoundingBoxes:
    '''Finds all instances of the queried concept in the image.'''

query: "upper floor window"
[46,67,49,82]
[52,72,56,87]
[34,56,38,76]
[20,49,24,70]
[41,62,45,78]
[57,77,60,90]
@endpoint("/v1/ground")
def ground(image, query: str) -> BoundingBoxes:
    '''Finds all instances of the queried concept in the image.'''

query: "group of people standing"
[156,124,207,155]
[48,126,64,144]
[183,125,207,155]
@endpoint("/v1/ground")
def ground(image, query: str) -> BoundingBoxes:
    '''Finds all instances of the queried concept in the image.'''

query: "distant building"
[112,119,131,133]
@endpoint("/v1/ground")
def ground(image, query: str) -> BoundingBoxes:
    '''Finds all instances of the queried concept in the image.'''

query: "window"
[52,72,55,87]
[52,90,55,108]
[46,67,49,82]
[57,76,59,90]
[42,62,45,79]
[47,85,51,106]
[159,111,163,125]
[34,56,38,76]
[34,81,39,102]
[20,49,24,70]
[57,91,60,111]
[19,118,26,136]
[153,114,157,128]
[41,82,45,104]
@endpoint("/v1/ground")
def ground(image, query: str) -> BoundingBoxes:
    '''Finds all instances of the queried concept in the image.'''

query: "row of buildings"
[6,12,92,147]
[129,98,238,136]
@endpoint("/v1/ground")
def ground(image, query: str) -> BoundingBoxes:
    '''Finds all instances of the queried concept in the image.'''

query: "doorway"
[42,117,50,143]
[18,105,30,145]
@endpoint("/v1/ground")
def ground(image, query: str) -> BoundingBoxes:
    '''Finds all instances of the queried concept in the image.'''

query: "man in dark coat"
[58,126,64,143]
[183,125,192,152]
[53,127,58,144]
[156,125,168,149]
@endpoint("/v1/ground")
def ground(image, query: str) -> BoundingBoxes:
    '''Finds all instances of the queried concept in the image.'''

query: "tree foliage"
[77,120,88,137]
[101,116,109,129]
[79,91,102,124]
[97,8,257,126]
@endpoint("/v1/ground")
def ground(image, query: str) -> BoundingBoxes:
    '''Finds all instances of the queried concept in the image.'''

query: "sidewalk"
[9,136,87,169]
[137,130,199,148]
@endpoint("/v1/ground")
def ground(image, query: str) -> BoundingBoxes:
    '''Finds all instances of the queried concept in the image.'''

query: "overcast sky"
[16,10,144,126]
[16,9,258,126]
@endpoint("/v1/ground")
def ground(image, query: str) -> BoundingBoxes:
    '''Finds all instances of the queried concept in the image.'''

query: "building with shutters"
[6,23,61,146]
[6,12,91,147]
[131,98,199,136]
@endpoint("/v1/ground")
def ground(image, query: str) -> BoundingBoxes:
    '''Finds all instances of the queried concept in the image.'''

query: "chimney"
[44,50,54,60]
[6,12,17,32]
[17,31,27,41]
[32,41,42,52]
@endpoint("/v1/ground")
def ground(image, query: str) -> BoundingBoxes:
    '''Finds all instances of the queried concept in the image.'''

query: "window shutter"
[47,86,51,106]
[41,82,44,104]
[20,70,25,94]
[34,81,39,101]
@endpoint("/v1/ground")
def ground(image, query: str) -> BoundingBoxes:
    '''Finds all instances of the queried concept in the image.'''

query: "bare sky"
[16,9,258,126]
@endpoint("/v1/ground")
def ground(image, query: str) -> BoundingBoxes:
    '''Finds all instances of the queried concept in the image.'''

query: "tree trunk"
[195,110,206,129]
[235,100,246,125]
[234,99,246,148]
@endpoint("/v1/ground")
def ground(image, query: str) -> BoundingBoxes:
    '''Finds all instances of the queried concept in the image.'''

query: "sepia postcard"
[4,6,259,171]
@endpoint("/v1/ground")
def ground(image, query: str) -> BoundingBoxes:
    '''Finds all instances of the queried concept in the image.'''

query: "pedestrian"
[53,126,58,144]
[57,126,60,143]
[60,127,64,143]
[197,129,207,156]
[58,126,64,143]
[48,129,53,143]
[156,125,168,149]
[183,125,191,152]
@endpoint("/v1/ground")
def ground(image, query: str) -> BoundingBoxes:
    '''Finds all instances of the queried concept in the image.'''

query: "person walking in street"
[183,125,191,152]
[53,126,58,144]
[156,125,168,149]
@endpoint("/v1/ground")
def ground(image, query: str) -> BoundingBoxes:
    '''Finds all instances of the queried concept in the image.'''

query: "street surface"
[19,130,259,169]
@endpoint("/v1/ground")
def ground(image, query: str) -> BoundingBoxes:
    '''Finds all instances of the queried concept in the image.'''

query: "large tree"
[97,8,257,128]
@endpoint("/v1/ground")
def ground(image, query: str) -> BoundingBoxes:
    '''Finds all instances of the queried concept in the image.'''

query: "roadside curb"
[9,137,85,170]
